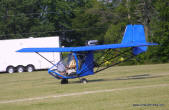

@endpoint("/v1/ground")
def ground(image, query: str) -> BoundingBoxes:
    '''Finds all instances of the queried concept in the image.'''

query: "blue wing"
[17,42,157,52]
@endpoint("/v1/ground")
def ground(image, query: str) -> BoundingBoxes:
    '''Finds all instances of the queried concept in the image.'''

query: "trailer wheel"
[26,65,35,72]
[17,66,25,73]
[6,66,15,74]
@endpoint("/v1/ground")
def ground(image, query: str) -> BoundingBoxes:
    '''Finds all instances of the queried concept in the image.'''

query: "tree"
[128,0,155,40]
[0,0,52,39]
[70,0,110,46]
[104,0,128,44]
[148,0,169,63]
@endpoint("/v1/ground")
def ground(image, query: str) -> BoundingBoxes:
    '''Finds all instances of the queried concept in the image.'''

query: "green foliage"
[148,0,169,63]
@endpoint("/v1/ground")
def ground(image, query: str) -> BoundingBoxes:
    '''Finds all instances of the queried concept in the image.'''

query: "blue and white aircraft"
[17,24,157,84]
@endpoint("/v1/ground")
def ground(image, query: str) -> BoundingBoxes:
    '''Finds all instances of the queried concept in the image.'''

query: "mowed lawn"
[0,63,169,110]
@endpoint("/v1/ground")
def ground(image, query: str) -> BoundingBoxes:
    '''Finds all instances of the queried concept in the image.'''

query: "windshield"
[50,52,89,77]
[51,53,77,76]
[76,53,86,70]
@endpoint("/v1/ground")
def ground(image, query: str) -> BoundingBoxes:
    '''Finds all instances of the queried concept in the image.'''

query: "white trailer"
[0,36,60,73]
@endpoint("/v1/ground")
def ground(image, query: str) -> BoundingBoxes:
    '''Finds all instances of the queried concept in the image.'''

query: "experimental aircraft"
[17,24,157,84]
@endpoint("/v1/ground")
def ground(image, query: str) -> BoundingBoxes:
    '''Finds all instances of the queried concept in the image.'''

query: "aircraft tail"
[121,24,148,55]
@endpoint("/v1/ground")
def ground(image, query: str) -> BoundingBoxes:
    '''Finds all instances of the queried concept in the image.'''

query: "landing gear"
[61,78,88,84]
[61,79,68,84]
[80,78,88,84]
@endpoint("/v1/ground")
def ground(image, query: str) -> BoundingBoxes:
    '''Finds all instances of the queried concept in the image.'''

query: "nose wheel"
[61,78,88,84]
[80,78,88,84]
[61,79,68,84]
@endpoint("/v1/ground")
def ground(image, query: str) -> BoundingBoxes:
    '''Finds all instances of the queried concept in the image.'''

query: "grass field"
[0,63,169,110]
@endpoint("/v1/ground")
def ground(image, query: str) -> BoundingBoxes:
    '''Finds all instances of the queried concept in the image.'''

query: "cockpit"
[50,52,86,77]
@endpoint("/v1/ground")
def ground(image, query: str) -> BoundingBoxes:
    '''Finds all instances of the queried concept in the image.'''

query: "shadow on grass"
[114,74,161,80]
[70,74,162,84]
[69,79,105,84]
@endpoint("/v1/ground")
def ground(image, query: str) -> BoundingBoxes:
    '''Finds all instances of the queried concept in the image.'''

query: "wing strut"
[35,52,55,66]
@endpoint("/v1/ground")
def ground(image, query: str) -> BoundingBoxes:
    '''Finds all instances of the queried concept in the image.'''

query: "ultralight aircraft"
[17,24,157,84]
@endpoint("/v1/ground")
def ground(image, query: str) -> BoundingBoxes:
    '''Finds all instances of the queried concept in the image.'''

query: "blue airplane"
[17,24,157,84]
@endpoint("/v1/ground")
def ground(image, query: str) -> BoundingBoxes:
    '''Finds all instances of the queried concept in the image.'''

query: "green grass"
[0,63,169,110]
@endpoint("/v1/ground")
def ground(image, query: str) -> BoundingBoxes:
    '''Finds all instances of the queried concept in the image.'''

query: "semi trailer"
[0,36,60,73]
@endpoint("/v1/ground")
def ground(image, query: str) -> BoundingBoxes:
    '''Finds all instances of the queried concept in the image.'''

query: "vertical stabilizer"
[121,24,148,55]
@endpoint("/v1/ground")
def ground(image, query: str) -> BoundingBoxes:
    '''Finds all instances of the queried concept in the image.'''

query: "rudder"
[122,24,148,55]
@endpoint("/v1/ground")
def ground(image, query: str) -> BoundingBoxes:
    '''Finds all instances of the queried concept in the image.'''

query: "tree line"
[0,0,168,63]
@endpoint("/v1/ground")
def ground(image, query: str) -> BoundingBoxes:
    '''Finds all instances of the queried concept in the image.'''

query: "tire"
[61,79,68,84]
[26,65,35,72]
[17,66,25,73]
[80,78,88,84]
[6,66,15,74]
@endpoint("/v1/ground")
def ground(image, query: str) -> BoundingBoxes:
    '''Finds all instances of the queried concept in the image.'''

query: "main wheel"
[17,66,25,73]
[80,78,88,84]
[61,79,68,84]
[6,66,15,74]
